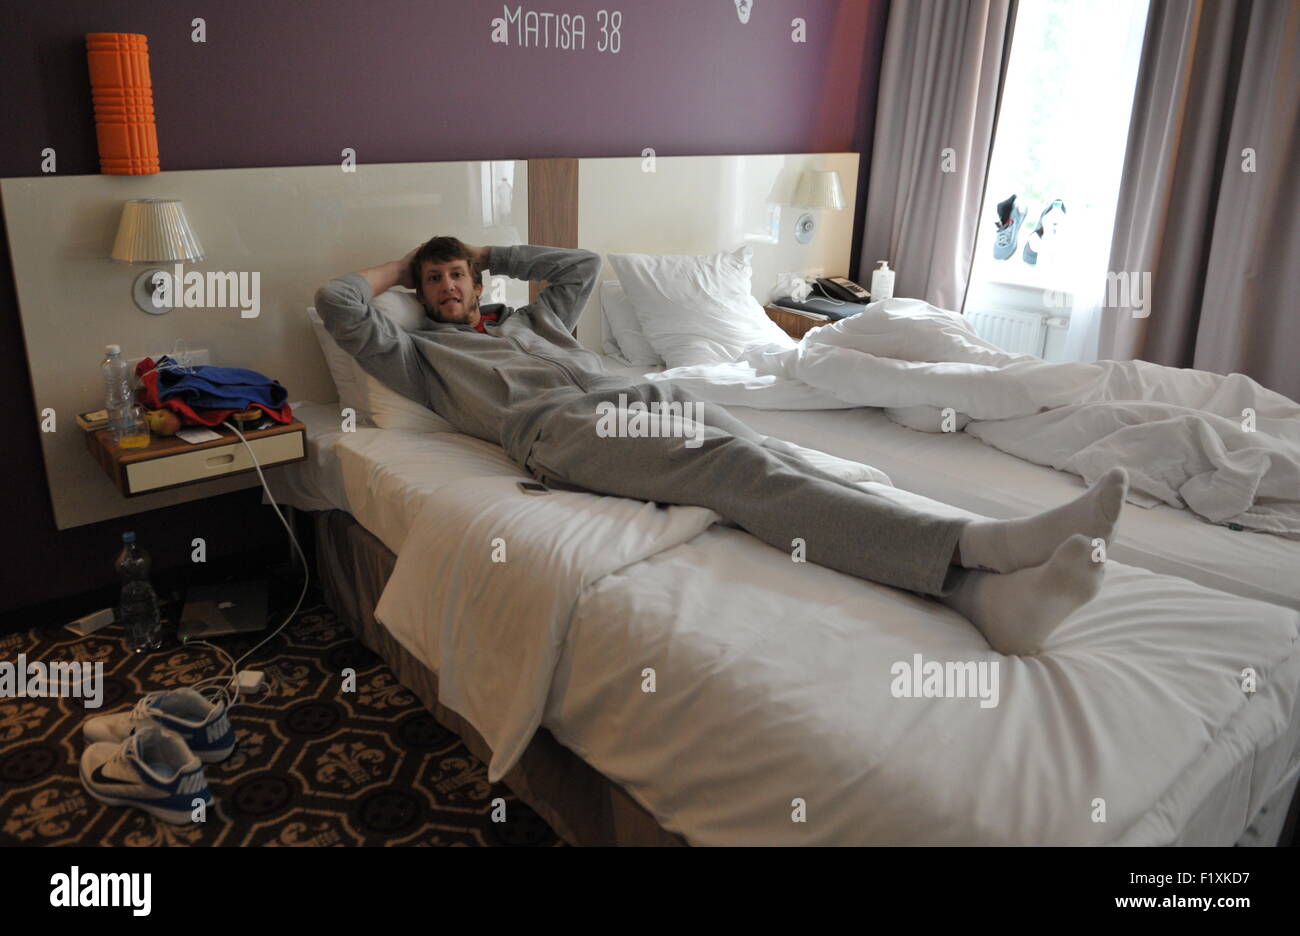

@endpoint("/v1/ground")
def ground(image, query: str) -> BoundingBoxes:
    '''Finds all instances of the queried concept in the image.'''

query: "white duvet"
[645,299,1300,536]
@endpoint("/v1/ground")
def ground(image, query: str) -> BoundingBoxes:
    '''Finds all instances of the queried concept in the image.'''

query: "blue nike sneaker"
[84,687,235,763]
[993,194,1026,260]
[80,723,212,825]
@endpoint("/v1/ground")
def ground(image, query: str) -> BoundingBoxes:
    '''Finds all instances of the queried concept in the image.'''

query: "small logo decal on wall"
[735,0,753,25]
[490,6,622,52]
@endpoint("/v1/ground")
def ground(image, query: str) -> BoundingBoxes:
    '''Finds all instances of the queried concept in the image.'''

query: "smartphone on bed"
[518,481,550,495]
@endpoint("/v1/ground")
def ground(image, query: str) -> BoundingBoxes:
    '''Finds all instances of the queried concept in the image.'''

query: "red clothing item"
[472,309,500,333]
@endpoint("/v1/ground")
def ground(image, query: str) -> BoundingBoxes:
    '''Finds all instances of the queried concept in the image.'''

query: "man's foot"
[942,534,1105,656]
[957,467,1128,573]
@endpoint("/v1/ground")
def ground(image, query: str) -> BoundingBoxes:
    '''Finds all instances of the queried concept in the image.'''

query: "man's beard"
[429,295,479,323]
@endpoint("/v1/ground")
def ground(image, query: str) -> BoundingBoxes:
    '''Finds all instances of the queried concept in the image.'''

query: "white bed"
[266,399,1300,845]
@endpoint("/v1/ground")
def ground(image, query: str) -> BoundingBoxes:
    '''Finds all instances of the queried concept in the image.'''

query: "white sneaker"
[84,687,235,763]
[80,723,212,825]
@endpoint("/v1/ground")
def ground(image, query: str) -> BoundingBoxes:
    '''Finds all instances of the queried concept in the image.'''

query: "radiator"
[964,308,1047,357]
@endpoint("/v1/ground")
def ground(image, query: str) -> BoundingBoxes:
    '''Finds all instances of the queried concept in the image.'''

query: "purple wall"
[0,0,888,614]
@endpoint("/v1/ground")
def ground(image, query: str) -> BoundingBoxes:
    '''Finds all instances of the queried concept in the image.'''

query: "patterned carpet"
[0,585,563,846]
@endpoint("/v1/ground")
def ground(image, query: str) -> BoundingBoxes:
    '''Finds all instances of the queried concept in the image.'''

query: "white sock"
[957,467,1128,573]
[940,534,1105,656]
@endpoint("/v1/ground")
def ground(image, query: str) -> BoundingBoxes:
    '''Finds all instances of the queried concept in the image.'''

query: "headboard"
[2,160,529,529]
[6,151,857,530]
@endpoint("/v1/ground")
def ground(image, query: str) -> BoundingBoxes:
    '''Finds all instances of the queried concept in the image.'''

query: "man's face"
[419,257,483,326]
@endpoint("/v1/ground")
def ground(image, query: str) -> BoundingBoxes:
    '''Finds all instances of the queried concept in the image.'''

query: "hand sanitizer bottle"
[870,261,895,301]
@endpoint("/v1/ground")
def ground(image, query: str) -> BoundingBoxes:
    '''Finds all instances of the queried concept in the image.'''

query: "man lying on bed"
[316,238,1131,656]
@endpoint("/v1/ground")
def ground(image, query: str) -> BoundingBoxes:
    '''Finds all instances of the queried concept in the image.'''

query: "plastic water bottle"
[102,345,133,441]
[116,532,162,652]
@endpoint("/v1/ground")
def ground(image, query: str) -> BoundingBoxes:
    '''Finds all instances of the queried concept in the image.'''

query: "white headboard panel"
[3,160,528,529]
[575,153,859,350]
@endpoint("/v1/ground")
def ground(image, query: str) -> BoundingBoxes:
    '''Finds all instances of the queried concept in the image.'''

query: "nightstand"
[765,304,830,340]
[86,418,306,497]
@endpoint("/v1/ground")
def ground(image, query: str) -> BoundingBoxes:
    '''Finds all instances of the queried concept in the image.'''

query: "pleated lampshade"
[111,198,205,264]
[792,170,846,210]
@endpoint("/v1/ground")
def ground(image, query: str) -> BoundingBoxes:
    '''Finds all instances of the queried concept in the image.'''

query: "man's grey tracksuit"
[315,245,965,596]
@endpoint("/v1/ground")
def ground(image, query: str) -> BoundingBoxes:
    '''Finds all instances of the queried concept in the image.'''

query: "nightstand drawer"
[124,431,304,494]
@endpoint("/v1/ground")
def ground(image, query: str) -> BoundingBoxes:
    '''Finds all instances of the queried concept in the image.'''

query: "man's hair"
[410,236,481,305]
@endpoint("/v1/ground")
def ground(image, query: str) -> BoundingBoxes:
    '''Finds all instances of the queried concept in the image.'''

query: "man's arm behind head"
[490,245,601,335]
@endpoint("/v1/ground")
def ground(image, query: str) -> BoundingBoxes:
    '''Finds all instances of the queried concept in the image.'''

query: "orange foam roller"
[86,33,160,175]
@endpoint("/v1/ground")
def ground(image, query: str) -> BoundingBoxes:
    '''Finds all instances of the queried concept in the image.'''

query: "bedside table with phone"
[767,275,872,339]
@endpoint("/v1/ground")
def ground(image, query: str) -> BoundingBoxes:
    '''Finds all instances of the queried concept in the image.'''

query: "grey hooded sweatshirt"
[314,245,632,464]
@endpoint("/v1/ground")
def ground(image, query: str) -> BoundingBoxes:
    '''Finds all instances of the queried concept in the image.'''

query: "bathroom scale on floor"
[178,579,270,641]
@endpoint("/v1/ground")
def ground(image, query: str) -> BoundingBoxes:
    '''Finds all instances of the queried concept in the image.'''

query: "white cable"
[177,417,310,706]
[810,281,848,305]
[136,342,200,382]
[186,640,242,712]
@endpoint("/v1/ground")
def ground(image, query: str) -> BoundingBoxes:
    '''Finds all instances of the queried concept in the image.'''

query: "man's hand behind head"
[396,245,420,289]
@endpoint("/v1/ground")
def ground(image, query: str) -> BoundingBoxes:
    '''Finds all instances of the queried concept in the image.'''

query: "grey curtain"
[860,0,1017,311]
[1098,0,1300,400]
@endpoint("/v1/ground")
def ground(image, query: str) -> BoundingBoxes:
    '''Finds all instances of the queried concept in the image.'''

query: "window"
[480,160,516,227]
[964,0,1150,360]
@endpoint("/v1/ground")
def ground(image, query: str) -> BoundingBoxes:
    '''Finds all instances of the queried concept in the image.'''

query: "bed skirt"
[312,508,686,847]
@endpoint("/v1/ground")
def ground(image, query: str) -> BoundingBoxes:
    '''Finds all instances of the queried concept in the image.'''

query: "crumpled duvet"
[644,298,1300,536]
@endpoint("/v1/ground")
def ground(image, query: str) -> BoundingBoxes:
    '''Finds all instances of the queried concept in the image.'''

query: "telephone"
[813,276,871,303]
[773,274,871,321]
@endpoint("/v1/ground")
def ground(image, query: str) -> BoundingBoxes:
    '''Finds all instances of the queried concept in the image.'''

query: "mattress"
[268,399,1300,844]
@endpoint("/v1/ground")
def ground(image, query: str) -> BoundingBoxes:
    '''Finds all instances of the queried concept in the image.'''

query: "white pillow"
[607,246,794,368]
[600,281,663,367]
[371,286,428,331]
[306,291,455,434]
[307,307,365,415]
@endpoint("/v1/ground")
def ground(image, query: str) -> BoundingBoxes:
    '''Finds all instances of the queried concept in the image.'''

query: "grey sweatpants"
[509,382,966,597]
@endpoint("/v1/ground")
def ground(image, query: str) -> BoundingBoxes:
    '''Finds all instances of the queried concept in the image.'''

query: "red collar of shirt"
[472,309,501,333]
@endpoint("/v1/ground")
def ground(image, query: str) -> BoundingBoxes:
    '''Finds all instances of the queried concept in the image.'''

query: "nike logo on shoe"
[91,764,134,786]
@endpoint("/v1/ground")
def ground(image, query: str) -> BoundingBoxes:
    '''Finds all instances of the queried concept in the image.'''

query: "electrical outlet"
[775,272,802,295]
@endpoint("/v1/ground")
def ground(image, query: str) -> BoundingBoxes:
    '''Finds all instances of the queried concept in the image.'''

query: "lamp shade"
[111,198,204,264]
[792,170,846,210]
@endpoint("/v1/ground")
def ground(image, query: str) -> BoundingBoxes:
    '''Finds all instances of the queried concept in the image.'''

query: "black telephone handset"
[813,276,871,303]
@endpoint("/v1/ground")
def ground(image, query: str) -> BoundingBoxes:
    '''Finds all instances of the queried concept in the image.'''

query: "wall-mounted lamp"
[792,170,845,244]
[110,198,204,314]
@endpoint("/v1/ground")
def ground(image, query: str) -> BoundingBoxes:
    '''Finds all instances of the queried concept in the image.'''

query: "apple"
[145,408,182,436]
